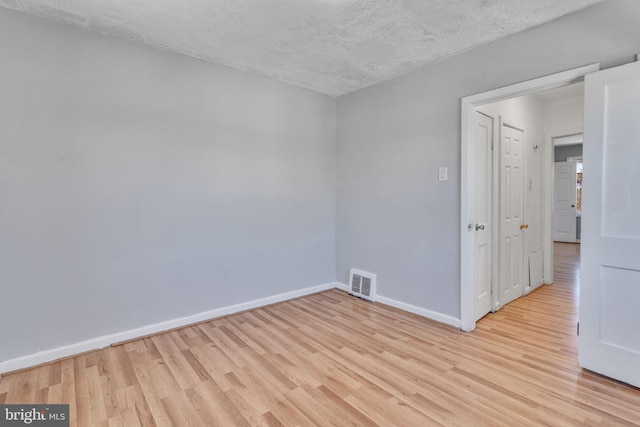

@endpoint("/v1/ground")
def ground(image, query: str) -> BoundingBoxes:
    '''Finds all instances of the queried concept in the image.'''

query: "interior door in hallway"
[473,110,493,321]
[499,120,525,307]
[553,161,577,243]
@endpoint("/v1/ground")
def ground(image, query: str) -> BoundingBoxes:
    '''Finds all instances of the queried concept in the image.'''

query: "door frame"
[460,63,600,332]
[553,160,579,243]
[542,129,583,283]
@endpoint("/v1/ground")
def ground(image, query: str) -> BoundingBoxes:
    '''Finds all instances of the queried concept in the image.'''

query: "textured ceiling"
[0,0,603,96]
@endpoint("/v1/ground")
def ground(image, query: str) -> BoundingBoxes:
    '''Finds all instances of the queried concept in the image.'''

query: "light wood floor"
[1,243,639,426]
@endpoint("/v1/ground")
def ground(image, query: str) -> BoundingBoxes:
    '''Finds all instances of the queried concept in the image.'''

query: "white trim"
[376,296,461,328]
[460,63,600,332]
[462,64,599,107]
[334,283,461,329]
[335,282,349,292]
[554,133,583,146]
[0,282,338,374]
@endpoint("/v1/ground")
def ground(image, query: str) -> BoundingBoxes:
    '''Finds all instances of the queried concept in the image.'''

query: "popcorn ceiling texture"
[0,0,602,96]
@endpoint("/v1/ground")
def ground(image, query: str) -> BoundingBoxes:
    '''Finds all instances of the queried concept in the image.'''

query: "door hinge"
[577,322,579,336]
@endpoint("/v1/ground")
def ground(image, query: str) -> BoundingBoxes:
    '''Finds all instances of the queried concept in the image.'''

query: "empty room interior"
[1,0,640,425]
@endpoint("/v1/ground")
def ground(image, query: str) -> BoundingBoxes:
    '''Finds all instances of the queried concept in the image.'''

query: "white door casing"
[473,111,493,321]
[499,120,525,307]
[580,60,640,388]
[460,63,600,332]
[553,161,578,243]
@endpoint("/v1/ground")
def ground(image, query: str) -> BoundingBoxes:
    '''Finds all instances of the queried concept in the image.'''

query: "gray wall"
[336,0,640,318]
[4,0,640,364]
[0,9,336,362]
[555,144,583,162]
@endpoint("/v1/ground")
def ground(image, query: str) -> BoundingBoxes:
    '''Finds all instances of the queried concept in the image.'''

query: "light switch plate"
[438,167,448,181]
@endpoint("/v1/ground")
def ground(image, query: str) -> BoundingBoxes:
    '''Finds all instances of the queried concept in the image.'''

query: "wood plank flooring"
[1,242,639,426]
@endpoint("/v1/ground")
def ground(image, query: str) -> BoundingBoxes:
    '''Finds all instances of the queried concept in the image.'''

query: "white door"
[580,60,640,388]
[473,111,493,321]
[553,161,577,243]
[499,120,525,307]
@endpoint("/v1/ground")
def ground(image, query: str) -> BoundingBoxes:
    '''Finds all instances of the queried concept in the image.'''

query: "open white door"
[553,161,577,243]
[473,111,493,321]
[580,60,640,388]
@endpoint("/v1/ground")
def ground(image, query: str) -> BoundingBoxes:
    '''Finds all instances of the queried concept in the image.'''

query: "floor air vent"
[349,269,377,302]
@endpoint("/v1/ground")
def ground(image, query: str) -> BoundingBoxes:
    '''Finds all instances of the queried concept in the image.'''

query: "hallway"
[473,241,640,424]
[478,242,581,334]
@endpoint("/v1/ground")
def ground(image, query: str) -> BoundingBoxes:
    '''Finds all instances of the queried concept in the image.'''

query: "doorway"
[460,63,598,332]
[552,138,583,244]
[471,110,529,320]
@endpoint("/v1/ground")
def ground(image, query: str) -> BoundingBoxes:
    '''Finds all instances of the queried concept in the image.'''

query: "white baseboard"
[0,282,461,374]
[0,282,338,375]
[335,282,349,292]
[335,282,461,329]
[375,297,461,328]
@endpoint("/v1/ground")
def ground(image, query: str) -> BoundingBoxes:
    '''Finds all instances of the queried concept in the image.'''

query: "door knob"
[520,224,529,229]
[475,224,485,231]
